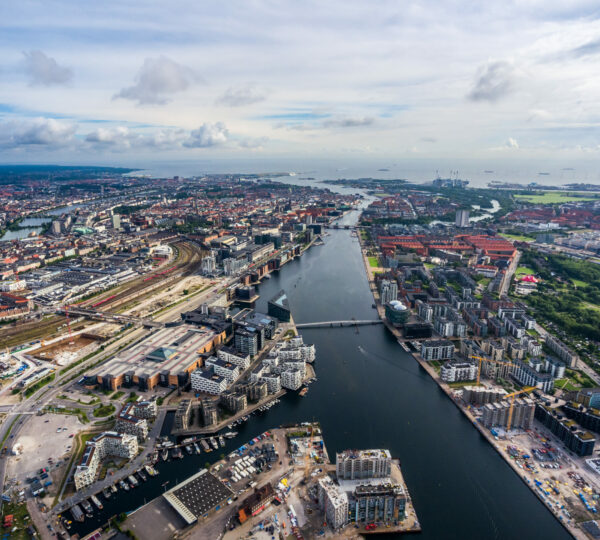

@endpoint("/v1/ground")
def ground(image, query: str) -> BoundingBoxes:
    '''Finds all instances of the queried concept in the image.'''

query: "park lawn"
[514,192,598,204]
[368,256,379,268]
[515,266,536,276]
[573,278,589,288]
[500,233,536,242]
[93,403,115,417]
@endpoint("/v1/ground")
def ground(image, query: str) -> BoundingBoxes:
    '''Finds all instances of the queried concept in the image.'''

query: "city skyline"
[2,1,600,162]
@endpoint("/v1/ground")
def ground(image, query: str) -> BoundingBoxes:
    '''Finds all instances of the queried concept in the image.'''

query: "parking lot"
[7,412,83,486]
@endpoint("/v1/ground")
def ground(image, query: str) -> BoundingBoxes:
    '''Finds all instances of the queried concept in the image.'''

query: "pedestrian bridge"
[295,320,383,329]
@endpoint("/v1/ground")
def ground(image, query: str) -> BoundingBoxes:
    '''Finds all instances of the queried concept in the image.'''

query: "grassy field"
[92,403,115,417]
[514,192,598,204]
[368,256,379,268]
[500,233,536,242]
[1,502,36,539]
[515,266,536,276]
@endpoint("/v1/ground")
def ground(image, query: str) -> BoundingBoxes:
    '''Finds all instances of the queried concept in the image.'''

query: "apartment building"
[336,449,392,481]
[191,368,229,395]
[217,346,251,369]
[545,335,578,368]
[280,369,303,391]
[115,404,149,442]
[174,399,193,430]
[420,340,454,361]
[440,360,477,383]
[74,432,138,490]
[318,476,349,530]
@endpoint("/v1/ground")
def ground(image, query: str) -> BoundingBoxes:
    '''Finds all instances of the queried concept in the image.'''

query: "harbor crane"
[504,387,536,431]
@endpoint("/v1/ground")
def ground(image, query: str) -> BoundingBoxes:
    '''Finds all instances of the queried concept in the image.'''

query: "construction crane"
[470,355,512,386]
[505,386,536,431]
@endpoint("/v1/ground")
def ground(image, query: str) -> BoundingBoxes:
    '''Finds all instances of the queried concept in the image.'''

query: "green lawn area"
[554,378,580,392]
[0,502,36,539]
[424,262,436,269]
[515,266,536,276]
[93,403,116,418]
[514,192,598,204]
[500,233,536,242]
[566,369,596,389]
[368,256,379,268]
[111,391,125,400]
[573,279,589,288]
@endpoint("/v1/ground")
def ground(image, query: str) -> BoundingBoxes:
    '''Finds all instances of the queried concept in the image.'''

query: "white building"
[318,476,348,530]
[201,254,216,275]
[205,357,240,383]
[455,209,470,227]
[440,361,477,383]
[74,432,138,491]
[190,368,228,395]
[217,346,251,369]
[260,373,282,394]
[281,369,303,390]
[336,449,392,480]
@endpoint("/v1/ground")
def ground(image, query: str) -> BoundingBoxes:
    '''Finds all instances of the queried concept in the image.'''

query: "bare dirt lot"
[7,412,84,486]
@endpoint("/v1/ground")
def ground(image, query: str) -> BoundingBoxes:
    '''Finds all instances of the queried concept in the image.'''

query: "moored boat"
[71,504,84,522]
[162,449,169,461]
[81,500,93,515]
[91,494,103,510]
[128,474,139,488]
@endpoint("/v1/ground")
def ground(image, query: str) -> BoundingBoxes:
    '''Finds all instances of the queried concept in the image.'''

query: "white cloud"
[184,122,229,147]
[114,56,197,105]
[216,84,266,107]
[506,137,519,149]
[85,126,187,150]
[22,50,72,86]
[0,118,76,148]
[468,60,516,102]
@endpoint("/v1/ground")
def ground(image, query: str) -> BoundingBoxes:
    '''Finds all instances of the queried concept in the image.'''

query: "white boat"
[224,432,238,439]
[90,495,103,510]
[210,437,219,450]
[219,436,225,447]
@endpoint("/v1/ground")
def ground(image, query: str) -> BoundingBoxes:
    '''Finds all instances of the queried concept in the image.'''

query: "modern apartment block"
[336,449,392,481]
[217,346,251,369]
[481,398,535,430]
[440,360,477,383]
[535,404,595,456]
[280,369,303,390]
[174,399,193,430]
[74,432,138,490]
[353,483,406,524]
[420,340,454,361]
[545,335,578,368]
[379,279,398,305]
[318,476,349,530]
[190,368,229,395]
[115,404,149,442]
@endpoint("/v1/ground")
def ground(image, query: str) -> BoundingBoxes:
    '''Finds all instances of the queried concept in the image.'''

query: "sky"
[2,1,600,165]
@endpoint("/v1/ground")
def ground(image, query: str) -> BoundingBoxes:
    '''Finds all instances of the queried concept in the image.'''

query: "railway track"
[0,241,204,348]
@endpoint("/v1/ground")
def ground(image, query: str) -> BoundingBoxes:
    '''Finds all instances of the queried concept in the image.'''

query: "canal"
[70,206,570,539]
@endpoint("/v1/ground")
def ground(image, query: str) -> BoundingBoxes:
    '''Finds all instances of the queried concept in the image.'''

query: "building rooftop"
[163,469,234,525]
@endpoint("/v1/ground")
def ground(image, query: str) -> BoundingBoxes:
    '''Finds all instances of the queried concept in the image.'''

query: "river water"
[69,194,569,539]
